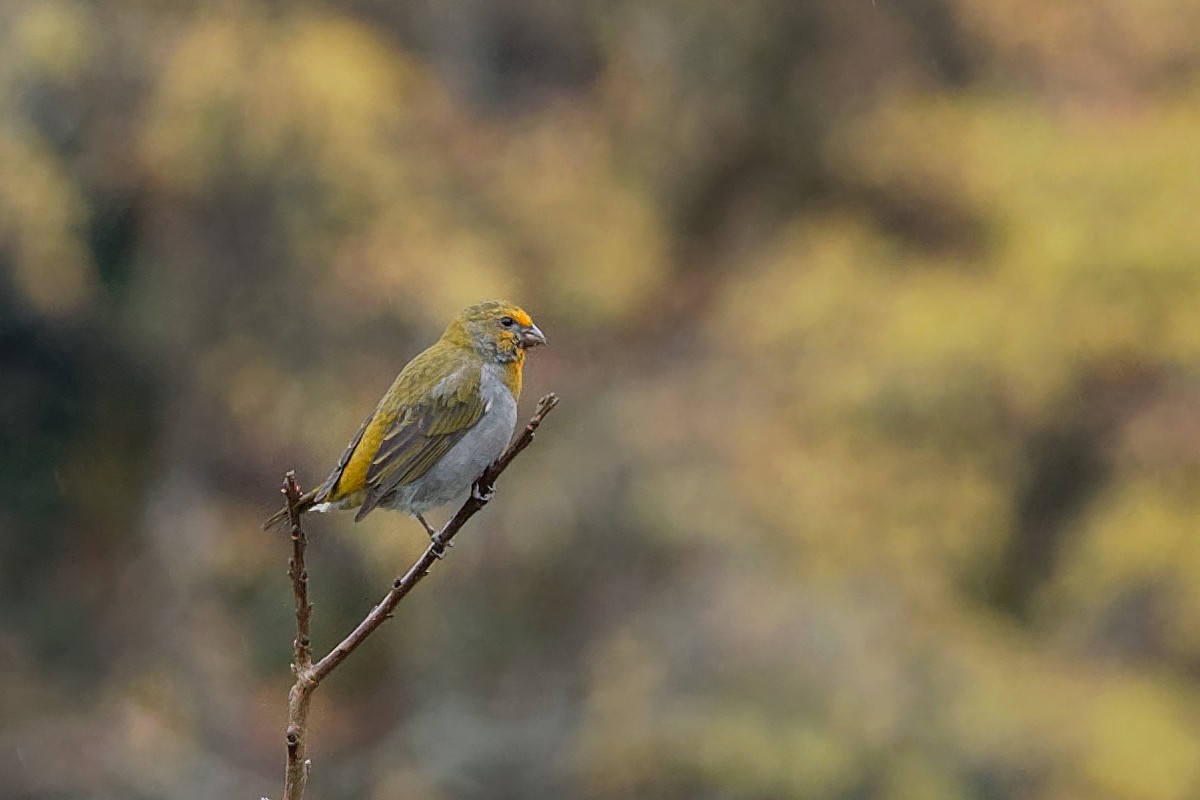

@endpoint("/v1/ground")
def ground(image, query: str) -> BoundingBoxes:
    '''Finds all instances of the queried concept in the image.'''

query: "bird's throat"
[501,350,524,399]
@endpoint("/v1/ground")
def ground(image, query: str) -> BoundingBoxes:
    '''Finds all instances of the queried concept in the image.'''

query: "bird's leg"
[416,513,438,539]
[472,482,495,503]
[417,513,452,559]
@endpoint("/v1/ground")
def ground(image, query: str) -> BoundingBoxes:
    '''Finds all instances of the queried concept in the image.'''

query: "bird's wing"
[312,409,375,504]
[355,364,485,520]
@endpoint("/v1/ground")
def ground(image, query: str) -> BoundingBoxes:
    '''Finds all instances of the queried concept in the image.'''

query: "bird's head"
[445,300,546,362]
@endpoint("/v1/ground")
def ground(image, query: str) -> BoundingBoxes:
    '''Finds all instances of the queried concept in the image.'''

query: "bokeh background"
[4,1,1200,798]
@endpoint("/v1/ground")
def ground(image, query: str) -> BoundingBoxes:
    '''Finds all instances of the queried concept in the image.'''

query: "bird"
[264,300,546,537]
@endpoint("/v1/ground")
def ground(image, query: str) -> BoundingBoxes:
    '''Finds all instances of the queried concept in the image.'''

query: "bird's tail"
[263,489,320,531]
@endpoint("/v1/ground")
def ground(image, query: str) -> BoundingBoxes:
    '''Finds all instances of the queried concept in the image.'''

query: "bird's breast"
[396,365,516,511]
[480,362,519,417]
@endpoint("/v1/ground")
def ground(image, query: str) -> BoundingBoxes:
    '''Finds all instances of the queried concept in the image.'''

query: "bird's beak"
[520,323,547,348]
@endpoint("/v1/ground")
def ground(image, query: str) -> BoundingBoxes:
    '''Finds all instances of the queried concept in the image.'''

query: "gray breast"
[385,363,518,514]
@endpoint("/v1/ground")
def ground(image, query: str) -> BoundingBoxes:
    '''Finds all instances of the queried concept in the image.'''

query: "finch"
[265,300,546,535]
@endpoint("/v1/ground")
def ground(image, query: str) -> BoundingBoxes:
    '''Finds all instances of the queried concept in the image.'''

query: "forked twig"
[280,393,559,800]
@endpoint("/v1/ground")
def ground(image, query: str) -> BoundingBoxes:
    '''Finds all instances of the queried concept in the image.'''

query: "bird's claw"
[472,484,495,503]
[416,513,440,539]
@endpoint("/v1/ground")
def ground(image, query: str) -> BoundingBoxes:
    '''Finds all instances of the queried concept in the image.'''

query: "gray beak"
[521,323,547,348]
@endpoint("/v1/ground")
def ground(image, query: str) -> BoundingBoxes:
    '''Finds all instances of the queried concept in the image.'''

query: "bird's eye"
[500,316,515,327]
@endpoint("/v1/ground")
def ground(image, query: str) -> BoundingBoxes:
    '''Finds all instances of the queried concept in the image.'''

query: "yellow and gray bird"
[265,300,546,535]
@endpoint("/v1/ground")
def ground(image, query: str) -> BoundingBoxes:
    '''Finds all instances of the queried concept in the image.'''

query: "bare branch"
[278,392,559,799]
[285,472,313,672]
[310,392,559,682]
[282,472,314,800]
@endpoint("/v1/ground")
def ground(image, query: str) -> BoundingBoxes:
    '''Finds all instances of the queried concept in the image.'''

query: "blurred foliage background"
[3,1,1200,798]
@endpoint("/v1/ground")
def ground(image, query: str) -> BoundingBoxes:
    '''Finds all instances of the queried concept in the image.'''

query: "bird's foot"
[416,513,439,539]
[472,484,495,503]
[429,534,454,559]
[418,514,452,558]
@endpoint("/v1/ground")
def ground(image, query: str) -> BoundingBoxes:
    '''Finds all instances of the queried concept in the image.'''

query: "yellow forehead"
[504,307,534,327]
